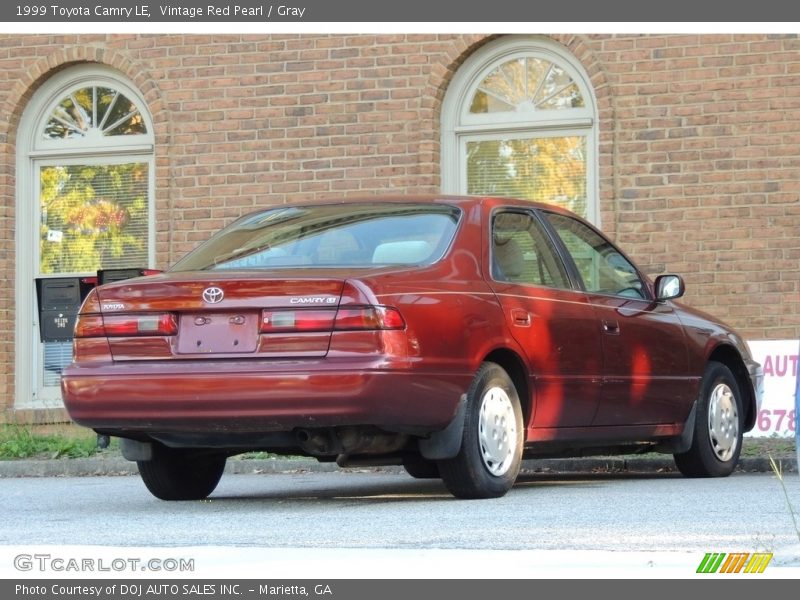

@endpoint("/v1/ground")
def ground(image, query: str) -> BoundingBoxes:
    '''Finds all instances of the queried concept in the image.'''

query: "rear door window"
[491,211,570,289]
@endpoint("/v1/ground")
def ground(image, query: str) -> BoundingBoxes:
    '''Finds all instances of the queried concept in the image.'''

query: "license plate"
[176,312,259,354]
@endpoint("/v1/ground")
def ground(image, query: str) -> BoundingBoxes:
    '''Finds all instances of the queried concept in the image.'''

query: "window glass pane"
[534,64,572,104]
[538,83,584,110]
[480,59,526,107]
[44,97,85,140]
[466,136,588,218]
[492,212,569,288]
[545,213,645,299]
[470,90,515,114]
[39,162,150,274]
[526,58,549,100]
[71,88,94,128]
[42,341,72,387]
[103,94,146,136]
[96,87,117,128]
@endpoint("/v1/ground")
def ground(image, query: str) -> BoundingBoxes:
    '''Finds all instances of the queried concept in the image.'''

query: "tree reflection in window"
[470,57,585,114]
[467,136,587,217]
[39,162,149,274]
[43,86,147,140]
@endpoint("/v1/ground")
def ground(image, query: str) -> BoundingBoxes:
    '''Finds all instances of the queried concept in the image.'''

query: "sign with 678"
[746,340,798,438]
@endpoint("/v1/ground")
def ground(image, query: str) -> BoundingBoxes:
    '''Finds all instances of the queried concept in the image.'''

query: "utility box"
[97,268,148,285]
[35,270,153,342]
[35,277,82,342]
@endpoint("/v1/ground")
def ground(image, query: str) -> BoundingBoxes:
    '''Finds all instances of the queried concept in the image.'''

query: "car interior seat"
[492,235,525,281]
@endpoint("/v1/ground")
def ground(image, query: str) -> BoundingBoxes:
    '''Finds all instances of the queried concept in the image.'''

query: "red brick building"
[1,33,798,422]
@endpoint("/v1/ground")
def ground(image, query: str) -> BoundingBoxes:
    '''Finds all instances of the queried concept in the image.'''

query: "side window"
[491,212,569,289]
[544,212,646,299]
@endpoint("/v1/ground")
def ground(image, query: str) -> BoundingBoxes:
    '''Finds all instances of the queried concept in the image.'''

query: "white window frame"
[441,36,599,225]
[15,65,155,410]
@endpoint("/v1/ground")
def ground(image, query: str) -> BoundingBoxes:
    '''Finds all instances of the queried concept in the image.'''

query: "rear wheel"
[438,362,523,499]
[137,445,226,501]
[674,361,743,478]
[402,455,440,479]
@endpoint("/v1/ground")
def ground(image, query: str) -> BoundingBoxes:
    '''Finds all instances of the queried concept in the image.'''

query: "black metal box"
[36,278,82,342]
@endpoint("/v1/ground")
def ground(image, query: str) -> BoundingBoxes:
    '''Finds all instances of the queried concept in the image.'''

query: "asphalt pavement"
[0,452,795,478]
[3,454,800,578]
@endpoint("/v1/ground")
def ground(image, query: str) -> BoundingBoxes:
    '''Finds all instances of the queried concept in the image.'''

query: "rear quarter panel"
[368,201,525,379]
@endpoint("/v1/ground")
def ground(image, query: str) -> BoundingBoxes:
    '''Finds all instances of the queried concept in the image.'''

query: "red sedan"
[62,196,763,500]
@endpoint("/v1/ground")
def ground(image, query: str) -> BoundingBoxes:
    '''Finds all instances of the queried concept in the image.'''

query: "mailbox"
[36,278,82,342]
[36,269,156,342]
[97,268,150,285]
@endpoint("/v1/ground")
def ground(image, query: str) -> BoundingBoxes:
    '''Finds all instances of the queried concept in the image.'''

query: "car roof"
[253,194,581,219]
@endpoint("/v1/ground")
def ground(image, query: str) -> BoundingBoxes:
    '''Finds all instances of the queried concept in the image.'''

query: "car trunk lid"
[94,273,345,360]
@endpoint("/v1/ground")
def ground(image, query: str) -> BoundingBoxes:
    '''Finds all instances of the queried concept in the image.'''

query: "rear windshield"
[170,203,461,272]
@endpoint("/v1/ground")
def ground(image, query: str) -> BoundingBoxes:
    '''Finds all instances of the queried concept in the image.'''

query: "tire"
[403,455,440,479]
[437,362,524,499]
[137,445,226,501]
[674,361,743,478]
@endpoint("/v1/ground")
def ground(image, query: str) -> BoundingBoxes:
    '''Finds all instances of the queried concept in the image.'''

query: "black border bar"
[4,0,800,22]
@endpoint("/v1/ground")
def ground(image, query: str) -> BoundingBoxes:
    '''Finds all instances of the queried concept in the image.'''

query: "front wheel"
[438,362,524,499]
[674,361,743,478]
[137,445,226,501]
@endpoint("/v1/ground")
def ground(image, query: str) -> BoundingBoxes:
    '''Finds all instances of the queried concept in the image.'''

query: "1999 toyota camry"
[62,196,763,500]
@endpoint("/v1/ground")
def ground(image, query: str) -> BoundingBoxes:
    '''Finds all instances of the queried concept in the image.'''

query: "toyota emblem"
[202,286,224,304]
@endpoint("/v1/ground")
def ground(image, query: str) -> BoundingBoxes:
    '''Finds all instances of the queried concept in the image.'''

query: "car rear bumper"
[61,359,470,434]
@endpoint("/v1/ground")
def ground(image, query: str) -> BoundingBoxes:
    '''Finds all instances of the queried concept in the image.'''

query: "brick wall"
[596,34,800,340]
[0,33,798,417]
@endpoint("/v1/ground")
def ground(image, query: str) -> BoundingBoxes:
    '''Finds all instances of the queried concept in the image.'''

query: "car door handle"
[511,309,532,327]
[602,320,620,335]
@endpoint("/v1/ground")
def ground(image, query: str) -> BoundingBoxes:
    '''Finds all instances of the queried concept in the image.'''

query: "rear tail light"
[332,306,405,330]
[75,313,178,338]
[259,306,405,333]
[260,309,337,333]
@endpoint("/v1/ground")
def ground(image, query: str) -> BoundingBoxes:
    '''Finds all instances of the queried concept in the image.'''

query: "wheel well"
[484,349,531,424]
[708,344,756,431]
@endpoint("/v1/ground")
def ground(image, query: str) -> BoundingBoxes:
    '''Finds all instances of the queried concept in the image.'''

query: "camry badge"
[202,286,224,304]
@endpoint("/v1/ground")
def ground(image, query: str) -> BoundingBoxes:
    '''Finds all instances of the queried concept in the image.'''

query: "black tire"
[137,445,226,501]
[402,455,440,479]
[437,362,524,499]
[674,361,743,478]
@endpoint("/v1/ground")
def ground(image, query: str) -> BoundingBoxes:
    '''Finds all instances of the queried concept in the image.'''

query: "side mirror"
[655,274,685,301]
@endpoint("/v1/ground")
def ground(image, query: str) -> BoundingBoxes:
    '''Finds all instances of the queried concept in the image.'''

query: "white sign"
[746,340,799,438]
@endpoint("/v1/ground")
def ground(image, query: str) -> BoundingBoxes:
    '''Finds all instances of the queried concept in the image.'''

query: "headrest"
[372,240,433,264]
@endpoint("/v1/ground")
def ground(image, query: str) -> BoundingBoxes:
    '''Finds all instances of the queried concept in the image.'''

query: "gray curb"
[0,455,794,478]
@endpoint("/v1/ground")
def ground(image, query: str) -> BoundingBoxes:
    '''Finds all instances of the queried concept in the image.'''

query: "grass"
[0,425,288,461]
[740,436,796,458]
[0,424,117,459]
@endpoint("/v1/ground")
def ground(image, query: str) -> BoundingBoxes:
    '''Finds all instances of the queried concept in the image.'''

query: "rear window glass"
[170,203,461,272]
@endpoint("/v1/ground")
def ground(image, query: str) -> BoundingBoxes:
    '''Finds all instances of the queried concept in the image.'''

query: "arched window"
[442,37,598,223]
[15,66,155,409]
